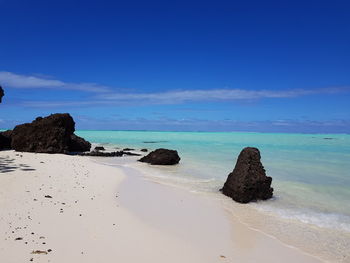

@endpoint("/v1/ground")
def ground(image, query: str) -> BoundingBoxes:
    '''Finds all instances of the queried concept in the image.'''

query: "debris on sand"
[31,250,48,255]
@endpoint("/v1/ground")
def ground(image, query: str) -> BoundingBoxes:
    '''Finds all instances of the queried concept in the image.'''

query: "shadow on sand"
[0,155,36,173]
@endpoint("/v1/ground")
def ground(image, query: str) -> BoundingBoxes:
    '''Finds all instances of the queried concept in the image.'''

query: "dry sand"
[0,150,323,263]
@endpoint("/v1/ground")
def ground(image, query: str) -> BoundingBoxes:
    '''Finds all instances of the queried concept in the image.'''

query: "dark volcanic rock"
[94,146,105,151]
[121,151,141,156]
[123,148,135,151]
[0,86,4,103]
[79,151,141,157]
[138,148,180,165]
[221,147,273,203]
[0,130,12,150]
[11,113,91,153]
[69,134,91,152]
[140,148,148,152]
[11,113,74,153]
[80,151,123,157]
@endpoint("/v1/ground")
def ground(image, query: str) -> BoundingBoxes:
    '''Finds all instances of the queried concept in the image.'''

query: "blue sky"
[0,0,349,132]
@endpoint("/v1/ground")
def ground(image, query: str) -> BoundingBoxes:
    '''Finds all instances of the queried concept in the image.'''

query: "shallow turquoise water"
[76,130,350,232]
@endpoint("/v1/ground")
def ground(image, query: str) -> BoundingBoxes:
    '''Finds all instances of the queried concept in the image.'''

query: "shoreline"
[0,150,327,262]
[116,165,324,263]
[93,152,350,263]
[83,135,350,263]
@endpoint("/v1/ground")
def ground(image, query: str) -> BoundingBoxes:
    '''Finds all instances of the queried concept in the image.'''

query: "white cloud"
[18,86,350,108]
[0,71,110,93]
[2,71,349,107]
[95,87,349,104]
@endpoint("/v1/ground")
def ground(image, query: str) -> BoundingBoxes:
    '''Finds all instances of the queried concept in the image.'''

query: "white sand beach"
[0,150,323,263]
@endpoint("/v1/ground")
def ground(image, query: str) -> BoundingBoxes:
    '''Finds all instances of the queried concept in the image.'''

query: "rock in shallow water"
[123,148,135,151]
[78,151,141,157]
[94,146,105,151]
[138,148,180,165]
[221,147,273,203]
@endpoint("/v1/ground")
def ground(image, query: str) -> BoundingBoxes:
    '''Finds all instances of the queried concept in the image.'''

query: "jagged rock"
[0,130,12,150]
[140,148,148,152]
[0,86,4,103]
[221,147,273,203]
[70,134,91,152]
[94,146,105,151]
[138,148,180,165]
[11,113,91,153]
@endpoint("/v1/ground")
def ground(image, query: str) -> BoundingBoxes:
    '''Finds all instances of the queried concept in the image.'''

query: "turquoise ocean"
[77,130,350,260]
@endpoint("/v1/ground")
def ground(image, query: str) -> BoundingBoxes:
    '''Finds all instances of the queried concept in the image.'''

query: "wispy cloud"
[2,71,349,107]
[96,87,349,104]
[0,71,110,93]
[19,86,350,108]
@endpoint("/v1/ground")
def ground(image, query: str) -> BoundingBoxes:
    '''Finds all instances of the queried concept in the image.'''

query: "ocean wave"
[252,202,350,233]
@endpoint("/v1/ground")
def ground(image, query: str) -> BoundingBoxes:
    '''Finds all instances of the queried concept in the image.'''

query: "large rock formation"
[0,86,4,103]
[11,113,91,153]
[69,134,91,152]
[0,130,12,150]
[138,148,180,165]
[221,147,273,203]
